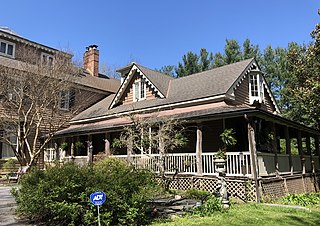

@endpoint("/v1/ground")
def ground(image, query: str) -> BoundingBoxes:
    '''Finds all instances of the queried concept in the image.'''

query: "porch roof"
[55,104,256,136]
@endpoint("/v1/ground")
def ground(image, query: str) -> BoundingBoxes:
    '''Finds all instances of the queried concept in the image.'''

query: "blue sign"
[90,191,106,206]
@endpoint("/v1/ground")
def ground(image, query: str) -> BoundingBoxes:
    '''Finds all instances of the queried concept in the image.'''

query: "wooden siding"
[234,75,250,105]
[260,87,276,113]
[122,72,159,105]
[233,75,276,114]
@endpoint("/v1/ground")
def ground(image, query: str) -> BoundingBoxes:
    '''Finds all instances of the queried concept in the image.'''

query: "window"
[59,90,70,110]
[41,52,54,66]
[133,78,146,101]
[1,127,18,159]
[59,89,75,110]
[249,73,264,104]
[0,39,15,58]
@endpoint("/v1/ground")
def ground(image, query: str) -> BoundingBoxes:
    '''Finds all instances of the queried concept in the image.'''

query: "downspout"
[245,114,261,202]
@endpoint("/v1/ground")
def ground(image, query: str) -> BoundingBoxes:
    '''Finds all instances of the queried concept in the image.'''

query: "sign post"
[90,190,106,226]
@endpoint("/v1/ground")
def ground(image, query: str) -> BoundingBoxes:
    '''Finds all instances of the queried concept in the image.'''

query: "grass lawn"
[152,203,320,226]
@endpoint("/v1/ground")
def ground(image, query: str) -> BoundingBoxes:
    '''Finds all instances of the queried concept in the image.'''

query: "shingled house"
[0,27,120,167]
[55,58,320,201]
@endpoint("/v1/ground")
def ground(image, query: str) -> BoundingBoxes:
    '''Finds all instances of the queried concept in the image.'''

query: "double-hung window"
[41,52,54,66]
[249,73,264,104]
[0,39,15,58]
[59,90,70,110]
[133,78,146,101]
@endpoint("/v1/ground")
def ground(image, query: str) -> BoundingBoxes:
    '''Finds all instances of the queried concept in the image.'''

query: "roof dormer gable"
[110,64,169,109]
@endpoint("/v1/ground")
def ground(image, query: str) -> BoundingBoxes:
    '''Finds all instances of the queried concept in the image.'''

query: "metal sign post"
[90,190,106,226]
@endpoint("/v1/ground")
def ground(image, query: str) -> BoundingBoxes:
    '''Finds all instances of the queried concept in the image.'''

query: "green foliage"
[189,195,223,216]
[74,141,85,150]
[220,128,237,149]
[60,142,69,151]
[214,149,227,160]
[2,158,19,172]
[184,189,210,201]
[12,158,157,226]
[281,193,320,207]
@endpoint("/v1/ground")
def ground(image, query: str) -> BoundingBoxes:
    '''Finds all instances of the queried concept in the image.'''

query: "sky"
[0,0,319,71]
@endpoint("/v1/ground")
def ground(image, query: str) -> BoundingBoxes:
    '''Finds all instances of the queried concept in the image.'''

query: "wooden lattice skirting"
[156,173,320,202]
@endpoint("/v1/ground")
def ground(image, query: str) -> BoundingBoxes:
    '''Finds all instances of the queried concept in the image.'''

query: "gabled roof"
[0,55,120,94]
[72,58,268,123]
[110,63,173,108]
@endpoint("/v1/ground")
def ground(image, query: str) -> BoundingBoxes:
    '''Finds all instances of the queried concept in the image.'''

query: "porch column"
[87,135,93,163]
[127,138,133,162]
[284,127,293,175]
[246,116,261,202]
[297,131,304,174]
[306,134,312,173]
[315,136,320,169]
[271,122,279,176]
[104,132,111,157]
[70,138,75,158]
[196,123,203,175]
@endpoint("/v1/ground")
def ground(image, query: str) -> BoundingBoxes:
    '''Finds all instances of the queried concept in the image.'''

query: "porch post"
[127,138,133,162]
[196,123,203,175]
[297,131,304,174]
[87,135,93,163]
[271,122,279,176]
[246,116,261,202]
[306,134,312,173]
[315,136,320,169]
[70,137,75,161]
[104,132,111,157]
[284,127,293,175]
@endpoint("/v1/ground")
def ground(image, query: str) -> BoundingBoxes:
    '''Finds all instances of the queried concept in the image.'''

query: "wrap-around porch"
[47,114,320,178]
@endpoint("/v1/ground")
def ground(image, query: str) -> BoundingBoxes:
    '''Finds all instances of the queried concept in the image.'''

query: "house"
[54,57,320,201]
[0,27,120,167]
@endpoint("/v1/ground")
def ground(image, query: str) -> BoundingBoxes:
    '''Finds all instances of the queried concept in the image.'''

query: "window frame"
[0,39,15,58]
[41,52,54,66]
[59,90,71,111]
[249,73,264,104]
[133,78,147,102]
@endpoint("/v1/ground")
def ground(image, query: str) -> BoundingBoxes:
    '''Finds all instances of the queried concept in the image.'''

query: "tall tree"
[285,23,320,129]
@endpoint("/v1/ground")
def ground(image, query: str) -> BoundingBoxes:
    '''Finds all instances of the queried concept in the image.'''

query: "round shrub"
[12,158,156,226]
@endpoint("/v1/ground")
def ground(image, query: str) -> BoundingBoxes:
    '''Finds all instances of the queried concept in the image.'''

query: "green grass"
[152,203,320,226]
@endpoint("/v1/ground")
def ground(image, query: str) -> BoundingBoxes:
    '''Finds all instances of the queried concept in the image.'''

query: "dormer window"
[41,52,54,66]
[0,39,15,58]
[133,78,146,101]
[249,73,264,104]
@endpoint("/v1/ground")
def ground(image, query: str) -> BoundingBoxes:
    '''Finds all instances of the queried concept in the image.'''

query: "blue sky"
[0,0,319,70]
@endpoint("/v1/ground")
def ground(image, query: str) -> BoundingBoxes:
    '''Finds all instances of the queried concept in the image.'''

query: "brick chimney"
[83,45,99,77]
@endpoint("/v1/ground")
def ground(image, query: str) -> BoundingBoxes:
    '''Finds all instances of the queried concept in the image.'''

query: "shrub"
[281,193,320,207]
[185,189,210,201]
[189,195,223,216]
[2,158,19,172]
[12,158,156,226]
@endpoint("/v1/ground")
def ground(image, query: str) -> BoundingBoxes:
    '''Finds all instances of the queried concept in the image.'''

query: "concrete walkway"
[0,185,28,226]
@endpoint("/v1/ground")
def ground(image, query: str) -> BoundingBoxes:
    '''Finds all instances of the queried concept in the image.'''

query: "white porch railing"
[44,148,66,162]
[64,156,89,166]
[113,152,252,177]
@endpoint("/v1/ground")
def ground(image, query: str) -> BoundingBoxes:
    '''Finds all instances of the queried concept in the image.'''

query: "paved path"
[0,185,28,226]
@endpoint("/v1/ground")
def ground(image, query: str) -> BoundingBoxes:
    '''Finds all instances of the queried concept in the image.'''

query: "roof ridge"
[135,63,174,80]
[175,58,254,81]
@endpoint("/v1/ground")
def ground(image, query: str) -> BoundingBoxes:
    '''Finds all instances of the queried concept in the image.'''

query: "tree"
[285,23,320,129]
[0,47,84,167]
[112,114,187,176]
[157,65,176,77]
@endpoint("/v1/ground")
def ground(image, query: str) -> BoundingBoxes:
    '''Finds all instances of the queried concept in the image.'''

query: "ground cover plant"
[12,158,157,226]
[153,203,320,226]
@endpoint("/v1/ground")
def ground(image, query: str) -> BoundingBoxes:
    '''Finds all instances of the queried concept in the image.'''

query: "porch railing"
[113,152,252,177]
